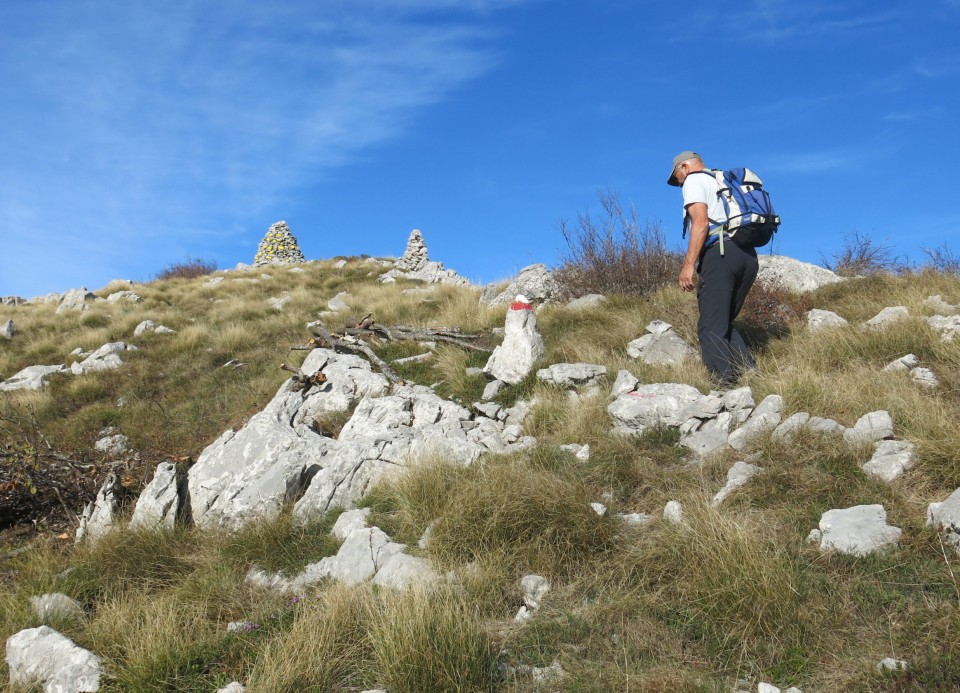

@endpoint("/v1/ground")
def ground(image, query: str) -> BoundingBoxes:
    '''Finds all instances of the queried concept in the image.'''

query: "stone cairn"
[395,229,429,272]
[254,221,306,266]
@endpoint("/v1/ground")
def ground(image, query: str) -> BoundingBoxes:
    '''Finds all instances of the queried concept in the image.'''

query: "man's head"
[667,151,703,187]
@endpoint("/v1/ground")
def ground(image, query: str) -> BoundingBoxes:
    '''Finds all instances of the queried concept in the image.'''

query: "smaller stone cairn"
[253,221,306,266]
[395,229,429,272]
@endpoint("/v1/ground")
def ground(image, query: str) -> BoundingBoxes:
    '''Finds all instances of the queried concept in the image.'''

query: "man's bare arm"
[679,202,708,291]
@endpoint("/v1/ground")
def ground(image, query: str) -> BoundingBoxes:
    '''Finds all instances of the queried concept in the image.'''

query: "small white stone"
[663,500,685,525]
[590,502,607,516]
[876,657,907,671]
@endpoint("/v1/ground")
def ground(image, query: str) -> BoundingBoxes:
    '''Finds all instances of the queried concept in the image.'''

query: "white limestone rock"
[924,295,957,314]
[590,502,608,516]
[608,383,723,435]
[55,288,98,314]
[71,342,137,375]
[94,433,129,456]
[0,364,67,392]
[926,314,960,342]
[482,304,545,385]
[663,500,685,526]
[1,319,13,339]
[626,320,696,365]
[910,367,939,388]
[727,394,783,451]
[610,369,639,399]
[268,293,292,311]
[756,255,845,292]
[772,412,811,440]
[926,487,960,554]
[480,264,561,306]
[520,574,550,610]
[883,354,919,372]
[619,512,654,526]
[843,410,894,445]
[30,594,84,624]
[129,462,181,531]
[75,473,119,544]
[217,682,246,693]
[806,308,848,330]
[331,508,372,541]
[566,294,607,310]
[679,412,733,457]
[5,625,102,693]
[711,461,762,506]
[327,292,351,311]
[105,290,142,304]
[536,362,607,389]
[863,306,909,329]
[372,552,442,590]
[559,443,591,461]
[876,657,907,672]
[813,504,901,556]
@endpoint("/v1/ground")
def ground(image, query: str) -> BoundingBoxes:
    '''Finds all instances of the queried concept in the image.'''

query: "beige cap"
[667,150,700,186]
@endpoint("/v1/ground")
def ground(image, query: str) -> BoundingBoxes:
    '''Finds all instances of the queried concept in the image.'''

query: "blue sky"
[2,0,959,297]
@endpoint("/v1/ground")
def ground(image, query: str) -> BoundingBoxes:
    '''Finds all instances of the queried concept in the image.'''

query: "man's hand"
[679,262,697,292]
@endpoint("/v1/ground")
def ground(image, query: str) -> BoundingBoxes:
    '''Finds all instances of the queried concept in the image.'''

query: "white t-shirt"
[681,170,727,233]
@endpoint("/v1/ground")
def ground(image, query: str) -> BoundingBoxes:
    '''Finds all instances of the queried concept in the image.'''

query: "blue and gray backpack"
[686,168,781,254]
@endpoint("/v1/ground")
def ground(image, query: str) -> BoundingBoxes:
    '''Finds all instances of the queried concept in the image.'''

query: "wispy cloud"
[0,0,523,295]
[763,150,855,174]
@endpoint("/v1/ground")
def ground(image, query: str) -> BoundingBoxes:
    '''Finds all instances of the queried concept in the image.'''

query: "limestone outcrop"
[756,255,845,292]
[378,229,470,286]
[480,264,561,306]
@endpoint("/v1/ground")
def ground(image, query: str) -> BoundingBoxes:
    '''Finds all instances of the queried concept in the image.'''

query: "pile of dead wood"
[288,314,490,385]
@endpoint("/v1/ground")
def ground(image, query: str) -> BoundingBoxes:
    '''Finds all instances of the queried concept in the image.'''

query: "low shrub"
[556,189,683,297]
[155,258,218,281]
[822,231,907,276]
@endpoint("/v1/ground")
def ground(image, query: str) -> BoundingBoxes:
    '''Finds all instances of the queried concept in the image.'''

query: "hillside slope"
[2,258,960,692]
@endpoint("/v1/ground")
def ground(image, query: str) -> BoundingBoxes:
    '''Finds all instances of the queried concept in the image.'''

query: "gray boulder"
[810,504,901,556]
[924,295,957,314]
[927,487,960,554]
[480,264,561,306]
[843,410,894,445]
[610,369,639,399]
[862,440,916,482]
[1,319,12,339]
[863,306,909,329]
[482,304,545,385]
[711,461,762,506]
[772,412,811,440]
[105,290,142,304]
[0,364,67,392]
[566,294,607,310]
[5,626,102,693]
[536,363,607,390]
[608,383,723,435]
[327,292,351,311]
[927,315,960,342]
[883,354,919,372]
[910,367,939,388]
[806,309,848,330]
[75,473,119,544]
[331,508,372,540]
[55,288,98,314]
[30,593,84,624]
[71,342,137,375]
[1,296,26,305]
[626,320,696,365]
[756,255,845,292]
[727,394,783,451]
[130,462,181,531]
[372,552,442,590]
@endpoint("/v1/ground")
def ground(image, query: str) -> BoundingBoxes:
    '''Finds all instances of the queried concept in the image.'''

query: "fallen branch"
[279,363,328,392]
[310,327,405,385]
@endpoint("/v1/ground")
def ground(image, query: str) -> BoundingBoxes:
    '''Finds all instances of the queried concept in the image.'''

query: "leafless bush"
[555,190,683,297]
[821,231,906,276]
[155,257,218,280]
[921,243,960,275]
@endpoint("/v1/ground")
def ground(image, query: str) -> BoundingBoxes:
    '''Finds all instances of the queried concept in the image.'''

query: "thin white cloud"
[0,1,524,295]
[764,151,854,174]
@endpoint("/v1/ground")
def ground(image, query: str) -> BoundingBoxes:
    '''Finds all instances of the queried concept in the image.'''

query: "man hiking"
[668,150,758,387]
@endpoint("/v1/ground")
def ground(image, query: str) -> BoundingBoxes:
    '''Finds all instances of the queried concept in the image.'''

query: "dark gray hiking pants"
[696,241,759,385]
